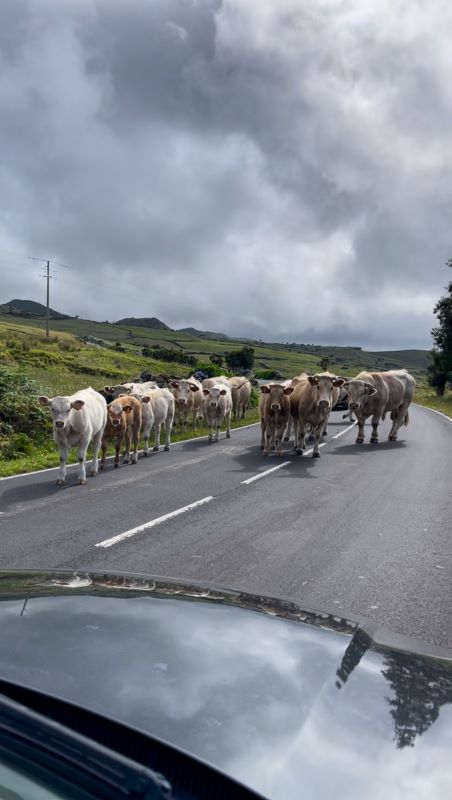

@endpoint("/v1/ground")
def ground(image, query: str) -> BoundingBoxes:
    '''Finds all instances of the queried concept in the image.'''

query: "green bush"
[254,369,284,380]
[0,367,52,445]
[1,432,34,459]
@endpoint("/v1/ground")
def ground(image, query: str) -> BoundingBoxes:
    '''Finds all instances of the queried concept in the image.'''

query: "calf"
[38,387,107,484]
[139,387,175,453]
[100,395,142,469]
[290,373,345,457]
[202,383,233,442]
[259,384,294,456]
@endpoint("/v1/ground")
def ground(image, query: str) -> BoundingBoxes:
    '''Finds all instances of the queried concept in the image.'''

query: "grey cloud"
[1,0,451,349]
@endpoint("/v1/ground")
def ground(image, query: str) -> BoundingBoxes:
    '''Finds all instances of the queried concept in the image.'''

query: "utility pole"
[45,259,51,338]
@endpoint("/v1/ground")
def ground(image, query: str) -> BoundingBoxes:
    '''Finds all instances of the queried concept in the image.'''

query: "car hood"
[0,570,451,800]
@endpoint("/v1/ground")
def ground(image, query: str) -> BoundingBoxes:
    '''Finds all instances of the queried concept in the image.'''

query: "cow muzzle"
[271,403,281,411]
[349,402,358,410]
[54,421,65,428]
[176,399,187,406]
[112,419,121,427]
[210,402,217,408]
[318,400,329,409]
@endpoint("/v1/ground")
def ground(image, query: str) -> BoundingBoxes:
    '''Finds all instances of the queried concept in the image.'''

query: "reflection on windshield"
[382,652,452,748]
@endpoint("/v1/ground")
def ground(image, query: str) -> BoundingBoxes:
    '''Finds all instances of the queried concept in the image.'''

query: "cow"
[289,373,346,457]
[170,377,202,431]
[100,395,142,469]
[107,383,175,454]
[38,387,107,485]
[229,376,252,420]
[139,387,175,453]
[343,369,416,444]
[202,383,233,442]
[259,383,294,456]
[282,373,310,442]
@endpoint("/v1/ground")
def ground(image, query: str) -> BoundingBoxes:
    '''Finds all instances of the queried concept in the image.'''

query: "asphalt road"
[0,405,451,646]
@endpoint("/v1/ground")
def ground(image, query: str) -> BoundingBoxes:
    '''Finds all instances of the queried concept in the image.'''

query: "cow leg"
[225,409,231,438]
[296,423,306,455]
[56,443,69,485]
[122,429,131,465]
[284,418,292,442]
[264,427,273,456]
[389,404,408,441]
[208,421,213,442]
[114,435,121,468]
[275,423,285,456]
[260,419,265,451]
[89,430,102,477]
[312,426,322,457]
[370,414,381,444]
[100,438,107,471]
[131,426,140,463]
[153,423,161,452]
[355,415,366,444]
[77,437,90,484]
[164,410,173,451]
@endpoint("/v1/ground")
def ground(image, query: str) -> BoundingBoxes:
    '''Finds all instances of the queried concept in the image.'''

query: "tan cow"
[343,369,416,444]
[202,383,233,442]
[290,373,345,457]
[259,384,294,456]
[229,376,252,420]
[100,395,142,469]
[282,373,310,443]
[170,377,203,431]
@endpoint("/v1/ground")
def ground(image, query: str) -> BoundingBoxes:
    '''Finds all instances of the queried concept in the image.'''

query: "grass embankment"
[413,386,452,419]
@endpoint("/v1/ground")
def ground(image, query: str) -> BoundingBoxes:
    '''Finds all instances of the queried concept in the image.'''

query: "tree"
[429,261,452,396]
[210,353,224,368]
[225,346,255,372]
[317,357,329,371]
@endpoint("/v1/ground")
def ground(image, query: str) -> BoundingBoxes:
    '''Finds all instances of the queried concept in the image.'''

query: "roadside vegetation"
[0,313,444,479]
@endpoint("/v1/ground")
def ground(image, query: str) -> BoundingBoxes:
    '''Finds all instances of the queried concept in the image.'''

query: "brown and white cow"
[343,369,416,444]
[229,376,252,420]
[202,383,233,442]
[259,383,294,456]
[170,377,202,431]
[289,373,345,457]
[100,395,142,469]
[107,383,175,454]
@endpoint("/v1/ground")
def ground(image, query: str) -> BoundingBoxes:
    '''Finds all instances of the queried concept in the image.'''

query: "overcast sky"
[1,0,451,350]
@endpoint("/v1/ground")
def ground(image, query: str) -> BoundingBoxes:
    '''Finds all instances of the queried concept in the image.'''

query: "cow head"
[38,395,85,429]
[260,383,294,411]
[107,400,128,427]
[171,379,199,405]
[203,386,227,408]
[307,374,345,409]
[342,379,377,412]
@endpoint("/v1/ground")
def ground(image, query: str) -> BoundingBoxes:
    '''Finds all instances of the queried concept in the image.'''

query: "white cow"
[38,387,107,485]
[202,383,233,442]
[229,376,252,420]
[110,383,175,454]
[170,377,203,431]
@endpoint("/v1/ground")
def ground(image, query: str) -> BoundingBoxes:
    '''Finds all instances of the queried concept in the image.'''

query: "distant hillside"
[115,316,171,330]
[178,326,229,340]
[2,298,70,319]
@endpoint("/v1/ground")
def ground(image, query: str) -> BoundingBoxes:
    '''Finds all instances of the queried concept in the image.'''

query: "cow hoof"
[164,445,170,451]
[370,437,379,444]
[389,435,397,442]
[100,465,104,471]
[277,451,283,457]
[263,451,269,457]
[283,437,289,442]
[322,431,327,436]
[296,449,303,456]
[79,479,87,485]
[153,446,159,452]
[114,463,119,468]
[144,451,148,457]
[356,437,364,444]
[312,451,320,458]
[56,479,65,486]
[226,432,231,438]
[90,470,97,476]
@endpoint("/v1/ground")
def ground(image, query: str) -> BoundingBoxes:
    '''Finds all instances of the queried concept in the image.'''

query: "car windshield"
[0,2,451,800]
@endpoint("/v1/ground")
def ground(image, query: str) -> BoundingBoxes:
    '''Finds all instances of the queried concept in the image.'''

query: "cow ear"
[283,386,295,395]
[333,377,346,387]
[170,381,180,388]
[71,400,85,410]
[141,396,151,403]
[260,385,270,394]
[365,384,377,396]
[189,383,199,392]
[220,389,227,395]
[38,396,51,406]
[203,389,210,396]
[308,376,318,386]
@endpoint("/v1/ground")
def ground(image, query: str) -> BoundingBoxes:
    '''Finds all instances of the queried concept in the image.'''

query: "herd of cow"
[37,368,416,485]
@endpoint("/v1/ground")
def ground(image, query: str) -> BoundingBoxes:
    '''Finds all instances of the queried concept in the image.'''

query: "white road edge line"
[0,423,261,482]
[241,421,356,485]
[413,403,452,423]
[95,496,215,548]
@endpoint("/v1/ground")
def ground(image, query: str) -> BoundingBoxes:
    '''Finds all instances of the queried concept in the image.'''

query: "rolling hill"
[2,298,70,319]
[115,316,171,330]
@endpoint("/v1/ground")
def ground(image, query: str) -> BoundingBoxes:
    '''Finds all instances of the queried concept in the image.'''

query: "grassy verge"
[0,410,261,478]
[414,386,452,419]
